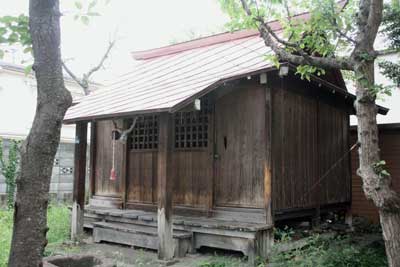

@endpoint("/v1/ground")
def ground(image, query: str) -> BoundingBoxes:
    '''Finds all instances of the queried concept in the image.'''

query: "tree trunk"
[380,211,400,266]
[355,62,400,267]
[8,1,72,267]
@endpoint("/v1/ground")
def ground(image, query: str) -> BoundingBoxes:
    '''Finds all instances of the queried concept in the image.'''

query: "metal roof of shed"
[64,29,276,123]
[64,12,388,123]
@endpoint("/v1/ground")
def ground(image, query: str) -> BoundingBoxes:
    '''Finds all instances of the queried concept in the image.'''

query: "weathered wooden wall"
[90,73,352,218]
[214,84,266,209]
[271,74,351,212]
[127,151,158,204]
[171,150,212,208]
[93,120,124,197]
[351,125,400,223]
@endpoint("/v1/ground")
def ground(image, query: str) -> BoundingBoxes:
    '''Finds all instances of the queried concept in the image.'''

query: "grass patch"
[197,234,387,267]
[270,235,388,267]
[0,204,71,267]
[198,256,247,267]
[0,209,13,267]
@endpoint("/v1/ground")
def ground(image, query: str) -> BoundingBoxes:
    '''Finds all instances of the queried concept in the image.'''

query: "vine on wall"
[0,138,20,209]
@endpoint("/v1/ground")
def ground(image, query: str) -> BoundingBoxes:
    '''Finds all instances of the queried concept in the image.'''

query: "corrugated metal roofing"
[64,29,276,122]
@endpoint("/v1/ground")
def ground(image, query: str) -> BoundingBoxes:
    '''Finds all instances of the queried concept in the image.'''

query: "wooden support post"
[157,113,174,261]
[71,122,88,240]
[264,85,273,226]
[120,120,129,209]
[89,122,97,198]
[345,208,353,229]
[314,100,321,227]
[261,82,274,265]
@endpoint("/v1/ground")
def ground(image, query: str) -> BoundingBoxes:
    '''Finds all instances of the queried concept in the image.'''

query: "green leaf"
[88,0,98,10]
[0,49,4,59]
[87,12,101,17]
[23,46,32,54]
[75,1,83,10]
[80,15,90,25]
[24,64,32,76]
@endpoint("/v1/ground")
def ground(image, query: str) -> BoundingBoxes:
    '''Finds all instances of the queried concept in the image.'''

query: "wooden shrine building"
[65,28,388,263]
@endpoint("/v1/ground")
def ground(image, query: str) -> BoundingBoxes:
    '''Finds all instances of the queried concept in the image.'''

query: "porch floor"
[84,206,271,231]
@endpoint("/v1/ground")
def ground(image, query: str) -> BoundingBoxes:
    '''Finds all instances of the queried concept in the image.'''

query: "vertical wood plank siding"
[91,74,351,216]
[94,120,124,197]
[214,84,266,208]
[351,126,400,223]
[271,75,351,212]
[172,150,212,207]
[127,151,158,203]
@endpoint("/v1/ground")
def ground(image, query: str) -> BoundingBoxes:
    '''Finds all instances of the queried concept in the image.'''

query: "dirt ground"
[48,237,248,267]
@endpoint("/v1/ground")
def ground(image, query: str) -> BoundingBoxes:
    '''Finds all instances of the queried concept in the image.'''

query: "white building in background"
[0,60,91,141]
[374,51,400,124]
[348,51,400,125]
[0,60,101,202]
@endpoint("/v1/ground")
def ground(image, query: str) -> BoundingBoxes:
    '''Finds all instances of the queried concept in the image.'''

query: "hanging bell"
[110,168,117,181]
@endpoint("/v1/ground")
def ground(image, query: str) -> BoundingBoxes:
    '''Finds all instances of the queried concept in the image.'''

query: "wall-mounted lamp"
[260,73,267,84]
[279,65,289,77]
[194,99,201,111]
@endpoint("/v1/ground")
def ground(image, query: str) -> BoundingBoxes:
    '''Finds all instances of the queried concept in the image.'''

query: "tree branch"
[85,39,115,81]
[239,0,353,70]
[62,61,89,95]
[327,0,357,44]
[62,39,116,95]
[112,117,138,143]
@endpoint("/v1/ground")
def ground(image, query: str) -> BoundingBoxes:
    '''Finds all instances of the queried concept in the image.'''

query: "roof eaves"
[170,65,277,113]
[63,107,171,124]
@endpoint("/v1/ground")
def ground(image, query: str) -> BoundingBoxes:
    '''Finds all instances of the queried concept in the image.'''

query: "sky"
[0,0,229,82]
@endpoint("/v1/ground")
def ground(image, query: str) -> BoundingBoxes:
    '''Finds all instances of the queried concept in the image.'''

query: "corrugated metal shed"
[64,29,275,123]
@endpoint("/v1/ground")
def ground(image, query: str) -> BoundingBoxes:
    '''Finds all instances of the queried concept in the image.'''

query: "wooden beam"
[157,113,174,261]
[89,121,97,198]
[71,121,88,240]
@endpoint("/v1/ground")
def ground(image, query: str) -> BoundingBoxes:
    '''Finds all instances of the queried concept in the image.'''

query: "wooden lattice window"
[129,115,159,150]
[174,103,210,149]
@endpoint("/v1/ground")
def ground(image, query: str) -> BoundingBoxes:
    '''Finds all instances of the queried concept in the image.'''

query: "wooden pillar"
[157,113,174,261]
[89,121,97,198]
[314,99,322,226]
[264,82,273,226]
[120,120,129,209]
[262,77,274,264]
[71,121,88,240]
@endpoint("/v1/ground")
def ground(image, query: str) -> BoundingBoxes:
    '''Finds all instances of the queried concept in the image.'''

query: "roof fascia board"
[63,107,170,124]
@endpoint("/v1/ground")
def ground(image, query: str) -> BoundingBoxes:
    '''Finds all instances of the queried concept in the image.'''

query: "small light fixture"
[260,73,267,84]
[194,99,201,111]
[247,75,252,80]
[279,65,289,77]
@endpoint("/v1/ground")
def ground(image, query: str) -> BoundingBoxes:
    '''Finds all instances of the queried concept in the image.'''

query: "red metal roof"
[64,30,276,122]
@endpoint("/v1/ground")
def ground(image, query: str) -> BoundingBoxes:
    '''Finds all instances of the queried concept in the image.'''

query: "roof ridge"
[131,10,312,61]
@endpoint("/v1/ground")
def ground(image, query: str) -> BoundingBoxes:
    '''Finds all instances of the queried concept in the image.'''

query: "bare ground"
[46,237,249,267]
